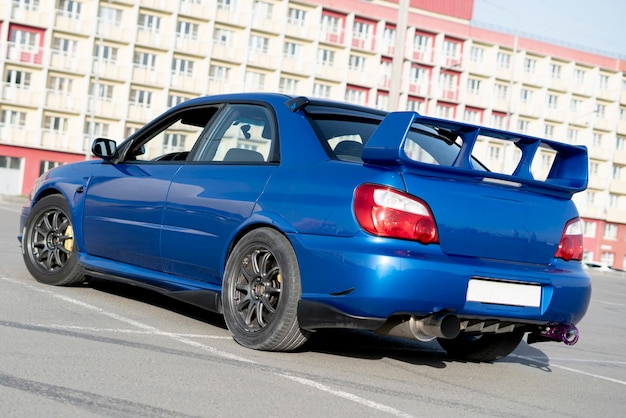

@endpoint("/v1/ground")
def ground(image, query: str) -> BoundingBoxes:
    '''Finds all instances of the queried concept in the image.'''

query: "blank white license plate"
[466,279,541,307]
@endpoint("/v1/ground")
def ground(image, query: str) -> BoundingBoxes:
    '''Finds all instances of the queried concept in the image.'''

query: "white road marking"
[511,354,626,386]
[1,276,416,416]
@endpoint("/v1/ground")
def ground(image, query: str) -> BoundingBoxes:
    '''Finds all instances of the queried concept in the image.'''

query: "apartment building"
[1,0,626,267]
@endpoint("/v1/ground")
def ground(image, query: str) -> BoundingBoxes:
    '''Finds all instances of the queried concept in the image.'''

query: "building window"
[253,1,273,19]
[5,70,32,88]
[244,71,266,90]
[601,252,615,266]
[546,94,559,109]
[496,52,511,68]
[491,113,506,130]
[349,54,366,71]
[129,89,153,107]
[279,77,299,94]
[517,119,530,133]
[595,103,606,118]
[172,58,194,76]
[44,115,69,133]
[89,82,114,100]
[52,37,78,55]
[317,48,336,66]
[598,74,609,89]
[138,13,161,32]
[133,51,156,70]
[168,94,189,107]
[604,224,617,239]
[217,0,237,12]
[550,63,561,79]
[84,121,110,137]
[287,7,307,25]
[177,20,198,40]
[98,6,122,25]
[464,108,482,124]
[573,68,585,84]
[520,88,533,104]
[617,136,626,151]
[249,35,269,54]
[94,44,118,63]
[494,83,508,100]
[214,28,235,46]
[467,78,481,95]
[583,220,596,238]
[435,103,455,119]
[1,110,27,127]
[57,0,82,18]
[39,160,61,176]
[544,124,555,139]
[209,65,230,82]
[345,86,367,105]
[523,58,536,73]
[312,83,332,98]
[48,76,73,94]
[469,46,484,63]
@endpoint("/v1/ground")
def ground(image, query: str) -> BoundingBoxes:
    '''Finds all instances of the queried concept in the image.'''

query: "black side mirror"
[92,138,117,160]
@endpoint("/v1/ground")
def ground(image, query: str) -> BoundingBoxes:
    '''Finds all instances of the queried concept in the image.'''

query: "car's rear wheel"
[222,228,309,351]
[22,195,85,286]
[437,329,525,362]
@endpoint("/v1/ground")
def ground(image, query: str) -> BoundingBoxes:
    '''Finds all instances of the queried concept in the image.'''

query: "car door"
[82,104,218,271]
[160,103,279,284]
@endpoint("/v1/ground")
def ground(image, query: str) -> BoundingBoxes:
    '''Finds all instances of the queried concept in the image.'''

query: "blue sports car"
[19,93,591,362]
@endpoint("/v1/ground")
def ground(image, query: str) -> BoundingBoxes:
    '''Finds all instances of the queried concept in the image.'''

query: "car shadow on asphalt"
[85,277,554,370]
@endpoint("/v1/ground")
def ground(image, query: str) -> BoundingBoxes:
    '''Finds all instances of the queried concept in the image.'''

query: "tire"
[222,228,309,351]
[437,329,525,362]
[22,195,85,286]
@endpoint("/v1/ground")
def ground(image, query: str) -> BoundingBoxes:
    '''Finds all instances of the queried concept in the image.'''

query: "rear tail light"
[555,218,583,261]
[354,184,439,244]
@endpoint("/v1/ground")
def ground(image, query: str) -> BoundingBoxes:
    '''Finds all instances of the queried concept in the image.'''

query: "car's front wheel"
[222,228,309,351]
[22,195,85,286]
[437,329,525,362]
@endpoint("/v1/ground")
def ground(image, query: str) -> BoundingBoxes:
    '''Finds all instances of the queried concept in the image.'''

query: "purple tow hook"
[542,324,580,345]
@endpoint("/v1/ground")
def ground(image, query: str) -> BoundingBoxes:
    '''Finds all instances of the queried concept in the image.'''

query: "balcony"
[247,50,277,70]
[588,147,611,161]
[0,126,39,148]
[170,73,204,93]
[178,0,205,18]
[132,66,166,86]
[609,179,626,194]
[6,43,44,66]
[54,12,89,33]
[96,22,132,43]
[127,104,157,123]
[136,29,168,50]
[2,85,40,107]
[614,149,626,165]
[87,97,123,120]
[92,60,129,81]
[139,0,175,12]
[285,21,313,39]
[46,91,82,113]
[49,51,86,73]
[40,131,78,152]
[587,176,608,190]
[211,43,243,63]
[606,208,626,224]
[11,5,51,26]
[175,36,210,57]
[215,7,249,27]
[282,57,311,75]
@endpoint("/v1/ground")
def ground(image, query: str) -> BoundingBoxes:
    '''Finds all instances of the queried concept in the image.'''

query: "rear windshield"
[308,112,480,169]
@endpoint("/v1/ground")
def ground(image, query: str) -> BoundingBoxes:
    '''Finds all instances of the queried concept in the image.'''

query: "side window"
[191,104,276,163]
[125,106,219,162]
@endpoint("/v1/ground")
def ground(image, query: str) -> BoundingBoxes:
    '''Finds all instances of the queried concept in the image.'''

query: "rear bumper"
[290,233,591,329]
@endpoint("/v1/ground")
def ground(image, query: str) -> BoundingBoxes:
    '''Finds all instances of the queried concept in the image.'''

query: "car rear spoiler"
[362,111,588,199]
